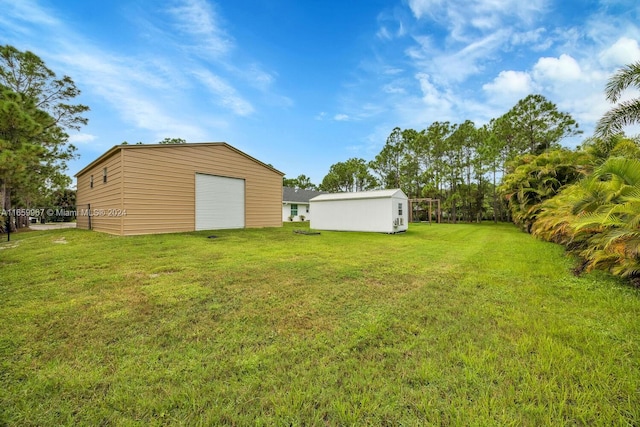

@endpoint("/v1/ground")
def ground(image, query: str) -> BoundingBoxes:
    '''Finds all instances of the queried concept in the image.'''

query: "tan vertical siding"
[75,150,124,234]
[121,147,195,235]
[75,143,281,235]
[120,144,282,235]
[76,143,282,235]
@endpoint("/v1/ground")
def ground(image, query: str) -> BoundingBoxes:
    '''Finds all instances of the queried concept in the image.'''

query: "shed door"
[195,173,245,230]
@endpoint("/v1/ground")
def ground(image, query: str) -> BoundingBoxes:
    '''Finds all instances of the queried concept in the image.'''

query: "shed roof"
[283,187,327,203]
[75,142,284,177]
[310,189,407,202]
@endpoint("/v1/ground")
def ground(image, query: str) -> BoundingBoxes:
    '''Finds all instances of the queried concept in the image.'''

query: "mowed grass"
[1,222,639,426]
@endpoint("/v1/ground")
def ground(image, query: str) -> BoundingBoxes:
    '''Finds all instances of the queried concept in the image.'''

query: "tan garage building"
[75,142,284,235]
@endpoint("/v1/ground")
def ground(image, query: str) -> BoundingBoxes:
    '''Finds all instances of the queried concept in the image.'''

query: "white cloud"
[471,15,498,31]
[407,0,442,20]
[599,37,640,68]
[533,54,582,82]
[377,26,392,40]
[510,28,552,51]
[383,84,406,94]
[52,48,215,137]
[383,67,404,75]
[415,73,452,110]
[398,21,407,38]
[408,0,548,36]
[376,9,408,41]
[166,0,233,58]
[405,27,512,84]
[334,114,350,121]
[246,64,275,91]
[430,29,511,83]
[0,0,60,28]
[483,70,534,101]
[192,69,254,116]
[68,133,97,144]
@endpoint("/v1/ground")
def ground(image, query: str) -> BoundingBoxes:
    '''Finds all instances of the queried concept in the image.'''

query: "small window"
[291,204,298,216]
[90,175,94,188]
[398,203,403,216]
[103,167,107,183]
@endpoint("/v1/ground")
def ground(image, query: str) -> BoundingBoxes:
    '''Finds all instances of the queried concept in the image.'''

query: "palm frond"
[604,61,640,103]
[594,100,640,137]
[595,157,640,186]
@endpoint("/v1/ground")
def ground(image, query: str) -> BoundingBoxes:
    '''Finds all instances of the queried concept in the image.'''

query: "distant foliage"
[157,137,186,144]
[283,174,317,190]
[320,158,377,192]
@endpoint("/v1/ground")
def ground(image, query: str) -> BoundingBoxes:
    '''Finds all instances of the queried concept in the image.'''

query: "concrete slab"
[29,223,77,230]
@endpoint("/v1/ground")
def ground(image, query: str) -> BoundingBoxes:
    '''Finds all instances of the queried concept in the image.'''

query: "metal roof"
[310,189,407,202]
[75,142,284,177]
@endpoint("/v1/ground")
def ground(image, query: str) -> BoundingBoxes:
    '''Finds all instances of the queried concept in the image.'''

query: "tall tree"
[477,122,504,222]
[320,158,377,192]
[369,127,404,189]
[595,61,640,137]
[440,123,463,222]
[424,121,452,197]
[294,174,317,190]
[400,128,425,199]
[283,174,317,190]
[0,45,89,222]
[504,94,581,155]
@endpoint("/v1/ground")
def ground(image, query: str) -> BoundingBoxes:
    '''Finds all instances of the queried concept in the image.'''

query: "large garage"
[75,142,283,235]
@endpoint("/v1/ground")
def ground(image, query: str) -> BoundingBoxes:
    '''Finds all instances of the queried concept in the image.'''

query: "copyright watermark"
[2,207,127,217]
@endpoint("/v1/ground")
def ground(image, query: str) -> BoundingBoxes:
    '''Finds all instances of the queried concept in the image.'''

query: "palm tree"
[499,149,590,232]
[532,184,586,248]
[572,157,640,278]
[595,61,640,136]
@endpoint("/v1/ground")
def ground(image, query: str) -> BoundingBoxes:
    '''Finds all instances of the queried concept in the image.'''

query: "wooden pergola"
[408,198,441,224]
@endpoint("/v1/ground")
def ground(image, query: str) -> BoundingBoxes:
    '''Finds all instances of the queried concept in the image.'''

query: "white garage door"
[195,173,245,230]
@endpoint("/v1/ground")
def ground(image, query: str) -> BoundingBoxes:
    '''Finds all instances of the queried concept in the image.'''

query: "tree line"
[285,93,582,223]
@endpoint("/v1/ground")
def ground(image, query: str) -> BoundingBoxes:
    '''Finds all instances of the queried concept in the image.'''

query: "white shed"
[309,189,409,233]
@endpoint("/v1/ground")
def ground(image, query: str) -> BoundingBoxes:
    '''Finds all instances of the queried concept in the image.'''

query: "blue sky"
[1,0,639,186]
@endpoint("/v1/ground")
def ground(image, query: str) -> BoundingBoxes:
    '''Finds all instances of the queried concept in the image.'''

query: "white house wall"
[282,203,311,222]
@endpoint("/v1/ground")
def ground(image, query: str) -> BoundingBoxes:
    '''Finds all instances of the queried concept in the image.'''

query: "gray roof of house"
[283,187,327,203]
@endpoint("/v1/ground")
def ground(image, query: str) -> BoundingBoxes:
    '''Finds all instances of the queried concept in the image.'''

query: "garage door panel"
[195,174,245,230]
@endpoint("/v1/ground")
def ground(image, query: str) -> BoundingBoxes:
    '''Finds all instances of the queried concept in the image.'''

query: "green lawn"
[1,222,639,425]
